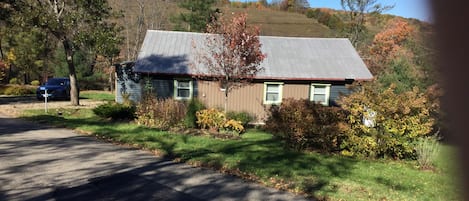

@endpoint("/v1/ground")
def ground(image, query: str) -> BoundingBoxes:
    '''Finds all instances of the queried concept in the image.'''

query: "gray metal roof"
[135,30,373,81]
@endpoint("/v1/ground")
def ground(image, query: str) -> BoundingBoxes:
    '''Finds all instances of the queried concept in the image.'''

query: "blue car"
[36,78,71,100]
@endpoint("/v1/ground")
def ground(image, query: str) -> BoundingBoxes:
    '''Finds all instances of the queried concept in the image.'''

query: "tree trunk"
[109,58,114,92]
[224,88,228,114]
[62,38,80,106]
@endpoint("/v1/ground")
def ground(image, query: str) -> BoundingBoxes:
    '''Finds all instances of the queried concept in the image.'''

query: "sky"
[309,0,432,22]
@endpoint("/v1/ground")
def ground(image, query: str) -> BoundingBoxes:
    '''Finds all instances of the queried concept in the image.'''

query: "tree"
[112,0,168,61]
[177,0,219,32]
[76,21,122,92]
[295,0,310,9]
[340,0,394,47]
[258,0,268,7]
[193,13,266,112]
[11,0,120,106]
[279,0,309,11]
[7,29,51,84]
[368,18,414,75]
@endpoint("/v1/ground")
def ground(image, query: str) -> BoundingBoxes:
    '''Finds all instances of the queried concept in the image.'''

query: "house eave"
[133,71,373,82]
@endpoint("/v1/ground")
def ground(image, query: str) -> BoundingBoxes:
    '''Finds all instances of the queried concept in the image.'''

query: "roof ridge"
[146,30,349,40]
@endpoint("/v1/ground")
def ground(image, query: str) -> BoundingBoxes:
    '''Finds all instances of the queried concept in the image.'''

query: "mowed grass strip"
[21,108,461,201]
[80,90,115,101]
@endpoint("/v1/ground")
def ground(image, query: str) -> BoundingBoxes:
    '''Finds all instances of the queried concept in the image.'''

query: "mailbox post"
[40,87,48,113]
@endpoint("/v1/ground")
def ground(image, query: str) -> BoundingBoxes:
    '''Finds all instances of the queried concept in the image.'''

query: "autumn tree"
[279,0,309,11]
[369,18,414,73]
[340,0,394,47]
[8,0,120,106]
[368,18,414,74]
[193,13,266,112]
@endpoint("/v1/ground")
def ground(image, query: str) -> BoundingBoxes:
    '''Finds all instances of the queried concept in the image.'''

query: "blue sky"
[237,0,432,22]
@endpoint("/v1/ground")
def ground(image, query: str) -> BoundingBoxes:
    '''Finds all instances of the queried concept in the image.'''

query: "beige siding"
[283,84,310,100]
[197,81,310,123]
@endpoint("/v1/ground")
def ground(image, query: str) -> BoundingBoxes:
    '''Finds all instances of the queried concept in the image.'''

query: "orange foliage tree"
[368,18,414,75]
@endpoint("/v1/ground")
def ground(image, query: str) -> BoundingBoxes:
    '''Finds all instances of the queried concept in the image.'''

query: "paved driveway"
[0,113,310,201]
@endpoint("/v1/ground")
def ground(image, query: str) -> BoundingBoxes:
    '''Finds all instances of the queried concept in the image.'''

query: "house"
[116,30,373,122]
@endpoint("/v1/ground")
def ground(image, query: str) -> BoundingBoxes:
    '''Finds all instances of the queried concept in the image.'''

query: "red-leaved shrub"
[264,98,347,152]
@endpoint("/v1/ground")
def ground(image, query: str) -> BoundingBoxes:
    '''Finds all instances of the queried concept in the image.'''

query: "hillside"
[108,0,434,63]
[225,7,333,37]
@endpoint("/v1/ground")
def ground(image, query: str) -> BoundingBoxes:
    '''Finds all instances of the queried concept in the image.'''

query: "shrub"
[93,102,136,120]
[265,98,347,152]
[305,9,318,18]
[226,111,254,127]
[30,80,40,86]
[184,98,206,128]
[222,119,245,134]
[196,108,226,132]
[415,136,440,170]
[79,74,108,90]
[9,78,19,85]
[338,83,436,159]
[3,85,35,95]
[135,96,186,130]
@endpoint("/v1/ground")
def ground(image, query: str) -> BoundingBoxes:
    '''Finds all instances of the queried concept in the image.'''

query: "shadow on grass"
[21,115,102,129]
[21,113,357,199]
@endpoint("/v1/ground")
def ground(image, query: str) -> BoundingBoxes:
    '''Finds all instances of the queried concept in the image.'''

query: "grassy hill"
[226,7,333,37]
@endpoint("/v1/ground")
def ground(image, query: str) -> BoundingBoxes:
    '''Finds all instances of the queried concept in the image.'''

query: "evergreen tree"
[177,0,220,32]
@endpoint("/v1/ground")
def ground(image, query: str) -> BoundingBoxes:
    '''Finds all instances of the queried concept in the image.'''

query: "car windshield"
[46,79,66,86]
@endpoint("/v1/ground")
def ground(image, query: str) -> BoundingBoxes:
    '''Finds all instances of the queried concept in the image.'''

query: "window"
[174,80,192,100]
[264,82,283,104]
[310,84,331,106]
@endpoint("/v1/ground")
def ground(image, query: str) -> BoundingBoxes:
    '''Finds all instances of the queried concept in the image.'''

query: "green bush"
[305,9,317,18]
[184,98,206,128]
[265,98,347,152]
[9,78,19,85]
[30,80,40,86]
[93,102,136,120]
[226,111,254,127]
[135,96,186,130]
[2,85,35,95]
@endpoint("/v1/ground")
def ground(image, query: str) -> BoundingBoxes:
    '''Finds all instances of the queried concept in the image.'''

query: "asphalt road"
[0,113,310,201]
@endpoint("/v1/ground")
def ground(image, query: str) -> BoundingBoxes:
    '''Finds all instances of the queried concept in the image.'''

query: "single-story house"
[116,30,373,123]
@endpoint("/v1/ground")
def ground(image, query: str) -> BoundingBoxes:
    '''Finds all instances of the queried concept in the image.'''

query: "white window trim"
[174,79,193,100]
[263,82,283,105]
[310,83,331,106]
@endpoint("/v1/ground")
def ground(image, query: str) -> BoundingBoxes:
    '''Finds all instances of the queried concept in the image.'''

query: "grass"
[225,7,334,37]
[21,108,461,201]
[80,90,115,101]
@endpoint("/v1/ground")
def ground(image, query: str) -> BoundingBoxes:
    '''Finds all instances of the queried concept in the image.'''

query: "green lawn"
[21,108,461,201]
[80,90,115,101]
